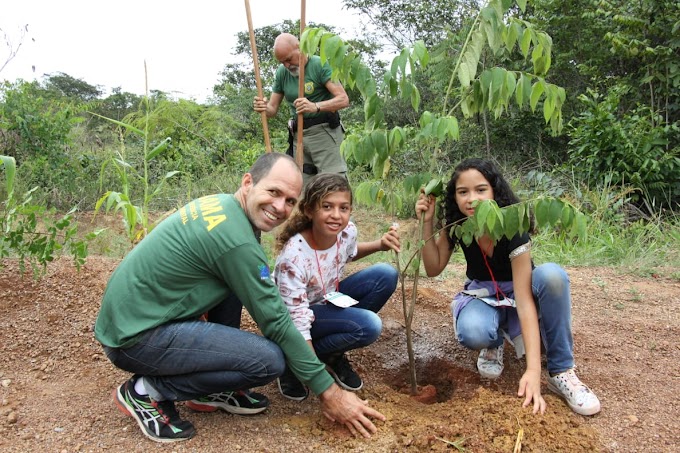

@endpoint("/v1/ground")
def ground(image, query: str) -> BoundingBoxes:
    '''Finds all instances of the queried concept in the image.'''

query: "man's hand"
[293,97,317,114]
[318,384,386,438]
[253,96,268,113]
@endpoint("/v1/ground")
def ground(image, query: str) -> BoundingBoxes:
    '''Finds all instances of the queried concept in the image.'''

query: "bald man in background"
[254,33,349,185]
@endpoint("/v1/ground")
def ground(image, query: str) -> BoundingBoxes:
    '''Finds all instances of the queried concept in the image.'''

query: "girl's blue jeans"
[310,263,398,359]
[453,263,575,374]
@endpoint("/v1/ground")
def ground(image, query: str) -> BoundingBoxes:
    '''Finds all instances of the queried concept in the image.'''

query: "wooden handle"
[244,0,271,152]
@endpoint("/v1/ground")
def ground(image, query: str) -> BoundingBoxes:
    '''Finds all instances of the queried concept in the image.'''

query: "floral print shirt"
[274,222,358,340]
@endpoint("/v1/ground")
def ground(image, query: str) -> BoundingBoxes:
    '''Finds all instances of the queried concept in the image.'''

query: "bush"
[567,86,680,210]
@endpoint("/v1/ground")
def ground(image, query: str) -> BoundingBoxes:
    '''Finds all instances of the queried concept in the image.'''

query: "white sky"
[1,0,363,102]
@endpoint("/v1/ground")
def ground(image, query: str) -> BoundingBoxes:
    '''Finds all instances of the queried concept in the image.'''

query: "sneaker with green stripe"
[186,390,269,415]
[113,376,196,443]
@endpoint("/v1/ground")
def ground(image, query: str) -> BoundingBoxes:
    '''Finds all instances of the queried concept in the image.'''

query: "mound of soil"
[0,256,678,452]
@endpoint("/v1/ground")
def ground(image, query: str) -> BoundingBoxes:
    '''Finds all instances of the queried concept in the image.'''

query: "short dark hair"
[248,152,298,185]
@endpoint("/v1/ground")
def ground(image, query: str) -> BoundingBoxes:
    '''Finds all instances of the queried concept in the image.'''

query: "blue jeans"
[453,263,574,374]
[310,263,397,358]
[102,294,285,402]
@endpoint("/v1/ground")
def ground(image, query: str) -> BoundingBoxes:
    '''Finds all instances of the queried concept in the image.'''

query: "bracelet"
[315,102,320,113]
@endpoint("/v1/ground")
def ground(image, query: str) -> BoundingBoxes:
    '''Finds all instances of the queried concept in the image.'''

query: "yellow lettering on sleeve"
[204,215,226,231]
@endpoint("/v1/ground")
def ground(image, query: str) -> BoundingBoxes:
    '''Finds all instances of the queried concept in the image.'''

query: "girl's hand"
[380,225,401,253]
[415,191,436,223]
[517,369,546,414]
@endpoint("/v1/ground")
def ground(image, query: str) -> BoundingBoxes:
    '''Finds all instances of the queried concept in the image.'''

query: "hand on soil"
[319,384,386,438]
[518,370,546,414]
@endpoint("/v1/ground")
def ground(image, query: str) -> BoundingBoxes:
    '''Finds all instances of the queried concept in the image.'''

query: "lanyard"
[308,234,340,295]
[479,240,509,301]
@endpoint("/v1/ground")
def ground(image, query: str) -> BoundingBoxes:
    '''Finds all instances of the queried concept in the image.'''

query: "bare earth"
[1,251,678,452]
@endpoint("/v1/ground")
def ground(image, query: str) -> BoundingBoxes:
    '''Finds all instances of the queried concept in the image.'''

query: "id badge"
[324,291,359,308]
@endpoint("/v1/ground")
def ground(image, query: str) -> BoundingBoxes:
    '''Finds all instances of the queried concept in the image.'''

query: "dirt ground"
[1,241,679,452]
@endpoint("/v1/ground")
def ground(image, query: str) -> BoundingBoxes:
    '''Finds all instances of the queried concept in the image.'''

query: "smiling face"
[307,190,352,248]
[454,169,494,217]
[241,158,302,232]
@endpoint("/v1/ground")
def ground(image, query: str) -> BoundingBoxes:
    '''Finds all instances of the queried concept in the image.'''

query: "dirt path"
[1,256,678,452]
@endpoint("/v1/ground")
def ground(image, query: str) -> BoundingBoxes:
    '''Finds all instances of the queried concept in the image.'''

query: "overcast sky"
[1,0,363,102]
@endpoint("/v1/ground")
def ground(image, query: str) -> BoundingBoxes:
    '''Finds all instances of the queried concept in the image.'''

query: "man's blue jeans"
[102,294,285,402]
[453,263,575,374]
[310,263,398,359]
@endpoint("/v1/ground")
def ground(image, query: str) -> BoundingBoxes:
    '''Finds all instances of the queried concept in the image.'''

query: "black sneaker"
[277,367,309,401]
[324,353,363,391]
[185,390,269,415]
[113,376,196,443]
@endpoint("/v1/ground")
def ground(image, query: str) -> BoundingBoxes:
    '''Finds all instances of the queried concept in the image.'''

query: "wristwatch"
[315,103,320,113]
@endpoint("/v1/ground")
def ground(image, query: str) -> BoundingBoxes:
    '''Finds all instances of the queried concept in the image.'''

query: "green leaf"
[320,35,341,66]
[530,81,545,112]
[571,213,588,239]
[561,204,574,228]
[520,28,532,58]
[413,40,429,66]
[503,205,520,239]
[543,91,555,123]
[87,111,144,136]
[424,178,444,196]
[534,198,549,227]
[1,155,16,198]
[548,198,564,226]
[146,137,171,161]
[410,85,421,111]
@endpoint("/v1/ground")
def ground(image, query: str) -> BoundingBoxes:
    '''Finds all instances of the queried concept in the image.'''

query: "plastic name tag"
[324,291,359,308]
[462,288,516,308]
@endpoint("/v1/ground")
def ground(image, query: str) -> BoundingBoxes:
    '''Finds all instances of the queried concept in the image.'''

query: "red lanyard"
[479,240,508,301]
[309,234,340,294]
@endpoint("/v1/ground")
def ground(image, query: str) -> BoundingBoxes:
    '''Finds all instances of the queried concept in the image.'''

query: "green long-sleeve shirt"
[94,194,333,395]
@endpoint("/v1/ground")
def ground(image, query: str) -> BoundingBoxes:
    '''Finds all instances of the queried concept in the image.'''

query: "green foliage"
[1,155,96,276]
[449,197,585,247]
[568,87,680,208]
[343,0,481,48]
[42,72,103,102]
[91,77,180,243]
[0,80,85,205]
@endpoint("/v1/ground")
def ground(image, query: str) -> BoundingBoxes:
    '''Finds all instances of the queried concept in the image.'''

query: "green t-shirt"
[94,194,333,395]
[272,55,332,119]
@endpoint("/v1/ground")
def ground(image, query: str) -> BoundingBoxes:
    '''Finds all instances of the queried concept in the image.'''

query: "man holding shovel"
[95,153,385,443]
[254,33,349,184]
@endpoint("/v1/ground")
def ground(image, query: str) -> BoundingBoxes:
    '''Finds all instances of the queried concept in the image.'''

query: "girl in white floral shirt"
[274,174,400,401]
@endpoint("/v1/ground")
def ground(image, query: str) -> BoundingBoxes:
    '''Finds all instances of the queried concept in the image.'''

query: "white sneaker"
[547,368,601,416]
[477,344,504,379]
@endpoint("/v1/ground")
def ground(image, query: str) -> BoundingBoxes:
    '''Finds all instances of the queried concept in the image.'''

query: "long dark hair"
[276,173,352,252]
[442,158,531,250]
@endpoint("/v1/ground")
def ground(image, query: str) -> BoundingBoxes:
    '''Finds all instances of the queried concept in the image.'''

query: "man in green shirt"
[253,33,349,184]
[95,153,384,443]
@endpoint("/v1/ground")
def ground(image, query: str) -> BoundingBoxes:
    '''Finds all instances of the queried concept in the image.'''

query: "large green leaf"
[530,80,545,111]
[146,137,171,161]
[1,155,16,198]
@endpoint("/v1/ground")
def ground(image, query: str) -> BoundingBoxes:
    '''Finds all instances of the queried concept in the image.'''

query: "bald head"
[273,33,301,72]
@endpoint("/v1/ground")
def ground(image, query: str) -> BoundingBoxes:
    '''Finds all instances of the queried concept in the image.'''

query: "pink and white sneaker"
[547,368,601,416]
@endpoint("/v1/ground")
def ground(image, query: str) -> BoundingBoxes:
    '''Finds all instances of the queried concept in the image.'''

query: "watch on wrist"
[315,103,320,113]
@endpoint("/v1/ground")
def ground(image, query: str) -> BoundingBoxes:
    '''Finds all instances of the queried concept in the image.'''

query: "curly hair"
[276,173,352,252]
[442,158,531,251]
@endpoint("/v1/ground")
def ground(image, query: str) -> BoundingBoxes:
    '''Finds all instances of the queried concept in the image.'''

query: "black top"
[460,233,532,281]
